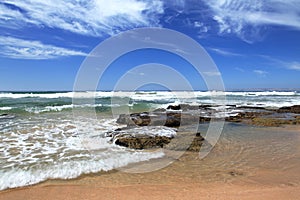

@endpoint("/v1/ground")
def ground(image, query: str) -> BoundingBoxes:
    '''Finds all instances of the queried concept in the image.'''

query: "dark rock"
[114,135,171,149]
[238,106,266,110]
[130,112,151,126]
[116,111,202,128]
[116,103,300,129]
[106,125,206,151]
[0,114,15,119]
[166,104,213,111]
[278,105,300,114]
[107,126,175,149]
[152,108,166,112]
[167,105,181,110]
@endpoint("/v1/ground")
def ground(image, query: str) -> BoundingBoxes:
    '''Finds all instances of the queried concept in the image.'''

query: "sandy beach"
[1,181,300,200]
[1,123,300,200]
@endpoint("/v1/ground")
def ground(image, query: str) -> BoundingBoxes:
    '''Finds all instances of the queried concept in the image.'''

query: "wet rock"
[116,110,211,128]
[0,113,15,119]
[278,105,300,114]
[114,135,172,149]
[152,108,166,112]
[167,105,181,110]
[251,117,294,127]
[107,126,205,151]
[238,106,266,110]
[116,103,300,129]
[107,126,176,149]
[167,104,212,111]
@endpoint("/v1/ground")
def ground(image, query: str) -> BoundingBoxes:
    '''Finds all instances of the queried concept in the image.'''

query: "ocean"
[1,90,300,190]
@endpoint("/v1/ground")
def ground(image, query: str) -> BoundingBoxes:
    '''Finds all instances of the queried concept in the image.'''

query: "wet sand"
[1,182,300,200]
[1,125,300,200]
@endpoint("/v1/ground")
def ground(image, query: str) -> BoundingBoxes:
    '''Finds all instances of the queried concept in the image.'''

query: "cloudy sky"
[0,0,299,91]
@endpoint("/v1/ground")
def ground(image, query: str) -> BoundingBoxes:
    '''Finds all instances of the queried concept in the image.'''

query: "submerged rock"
[251,116,300,127]
[166,132,205,152]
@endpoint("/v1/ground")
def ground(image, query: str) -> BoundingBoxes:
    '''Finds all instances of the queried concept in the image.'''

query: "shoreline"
[1,123,300,200]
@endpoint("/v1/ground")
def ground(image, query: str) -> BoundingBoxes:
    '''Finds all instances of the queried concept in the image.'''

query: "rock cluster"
[107,104,300,150]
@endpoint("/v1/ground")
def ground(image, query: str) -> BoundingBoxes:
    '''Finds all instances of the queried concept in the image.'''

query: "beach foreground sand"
[1,182,300,200]
[1,125,300,200]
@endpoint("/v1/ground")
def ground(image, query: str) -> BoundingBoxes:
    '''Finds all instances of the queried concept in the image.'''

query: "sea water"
[0,91,300,190]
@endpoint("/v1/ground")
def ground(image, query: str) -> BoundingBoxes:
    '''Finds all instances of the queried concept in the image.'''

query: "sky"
[0,0,300,91]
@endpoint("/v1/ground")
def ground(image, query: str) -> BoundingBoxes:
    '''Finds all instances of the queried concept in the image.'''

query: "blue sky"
[0,0,299,91]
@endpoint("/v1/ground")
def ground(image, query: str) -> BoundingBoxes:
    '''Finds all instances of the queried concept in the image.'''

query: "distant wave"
[0,91,298,99]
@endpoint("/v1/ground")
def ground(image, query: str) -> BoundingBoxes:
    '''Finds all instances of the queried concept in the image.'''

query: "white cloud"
[208,47,242,57]
[0,36,87,59]
[202,71,222,76]
[286,62,300,71]
[0,0,163,36]
[253,70,268,76]
[194,21,209,33]
[206,0,300,42]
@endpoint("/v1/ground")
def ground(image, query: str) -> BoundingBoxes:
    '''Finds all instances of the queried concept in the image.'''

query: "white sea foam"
[0,107,13,110]
[0,117,165,190]
[112,126,177,140]
[225,91,298,96]
[24,104,105,113]
[0,150,164,190]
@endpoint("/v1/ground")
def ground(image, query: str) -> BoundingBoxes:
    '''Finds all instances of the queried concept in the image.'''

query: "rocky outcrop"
[111,104,300,151]
[277,105,300,114]
[106,126,205,151]
[116,111,210,128]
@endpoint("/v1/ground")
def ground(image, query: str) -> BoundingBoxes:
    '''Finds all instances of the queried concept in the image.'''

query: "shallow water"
[191,123,300,185]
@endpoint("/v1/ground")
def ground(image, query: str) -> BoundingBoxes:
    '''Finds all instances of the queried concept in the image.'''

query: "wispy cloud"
[253,70,268,76]
[202,71,222,77]
[0,36,87,59]
[0,0,163,36]
[208,47,242,57]
[235,67,245,72]
[287,62,300,71]
[259,55,300,71]
[206,0,300,42]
